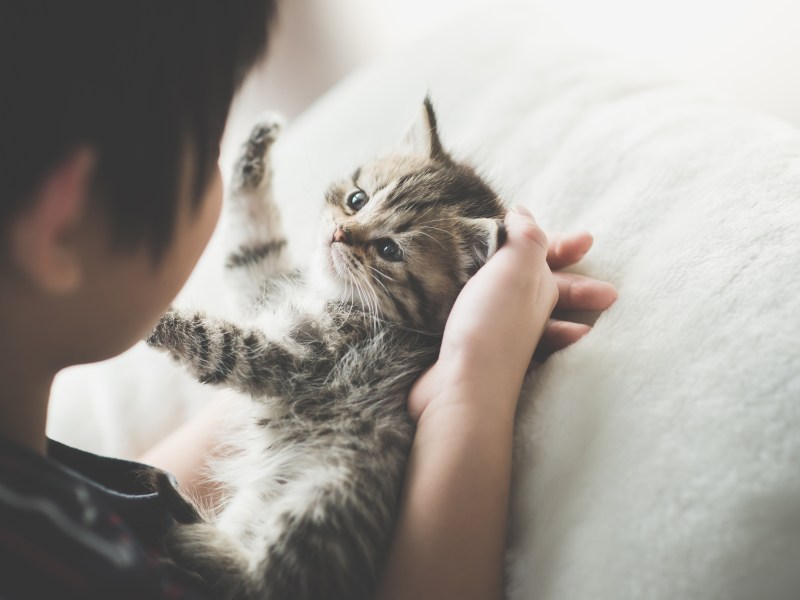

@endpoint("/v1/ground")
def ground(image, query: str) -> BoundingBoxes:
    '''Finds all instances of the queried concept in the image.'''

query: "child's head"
[0,2,276,369]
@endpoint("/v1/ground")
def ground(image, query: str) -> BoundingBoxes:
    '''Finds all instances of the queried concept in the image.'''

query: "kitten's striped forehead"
[356,154,503,222]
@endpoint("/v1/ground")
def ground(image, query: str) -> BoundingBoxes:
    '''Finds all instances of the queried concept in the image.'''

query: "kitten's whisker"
[352,272,367,313]
[348,263,375,330]
[343,275,356,321]
[361,275,381,334]
[369,266,396,283]
[367,269,392,299]
[347,260,367,313]
[354,266,382,334]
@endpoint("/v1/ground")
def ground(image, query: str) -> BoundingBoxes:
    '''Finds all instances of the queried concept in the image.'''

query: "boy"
[0,2,616,599]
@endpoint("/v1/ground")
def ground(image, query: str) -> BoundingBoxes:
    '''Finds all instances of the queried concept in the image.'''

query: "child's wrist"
[411,383,517,461]
[409,357,522,427]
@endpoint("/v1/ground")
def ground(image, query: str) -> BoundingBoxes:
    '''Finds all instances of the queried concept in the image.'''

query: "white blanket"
[49,5,800,599]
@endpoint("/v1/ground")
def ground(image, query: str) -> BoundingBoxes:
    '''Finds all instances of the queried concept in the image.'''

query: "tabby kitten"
[147,98,507,600]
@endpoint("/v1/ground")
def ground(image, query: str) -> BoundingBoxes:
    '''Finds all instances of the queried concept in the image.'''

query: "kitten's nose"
[332,226,351,244]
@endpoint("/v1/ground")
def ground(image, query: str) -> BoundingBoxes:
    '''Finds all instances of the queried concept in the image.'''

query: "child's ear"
[10,147,94,295]
[398,96,448,161]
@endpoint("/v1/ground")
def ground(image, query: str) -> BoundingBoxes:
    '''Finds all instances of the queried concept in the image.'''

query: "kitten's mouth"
[327,243,351,280]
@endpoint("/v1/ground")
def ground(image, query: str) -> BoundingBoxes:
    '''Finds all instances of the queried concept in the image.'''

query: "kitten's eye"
[375,238,403,262]
[347,189,368,211]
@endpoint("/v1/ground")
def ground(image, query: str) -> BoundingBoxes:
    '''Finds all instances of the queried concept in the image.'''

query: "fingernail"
[512,204,534,218]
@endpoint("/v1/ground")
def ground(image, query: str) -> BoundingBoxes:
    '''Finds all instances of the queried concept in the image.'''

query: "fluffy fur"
[146,99,506,599]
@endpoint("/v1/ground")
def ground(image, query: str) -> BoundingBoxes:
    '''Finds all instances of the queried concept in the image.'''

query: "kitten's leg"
[162,475,398,600]
[146,309,328,399]
[225,115,294,312]
[145,472,254,598]
[165,522,255,600]
[241,461,408,600]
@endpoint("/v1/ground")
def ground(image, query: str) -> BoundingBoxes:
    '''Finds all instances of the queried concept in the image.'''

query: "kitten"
[147,98,507,600]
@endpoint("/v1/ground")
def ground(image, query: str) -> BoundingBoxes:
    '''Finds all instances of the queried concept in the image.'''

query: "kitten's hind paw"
[233,112,284,191]
[164,522,253,600]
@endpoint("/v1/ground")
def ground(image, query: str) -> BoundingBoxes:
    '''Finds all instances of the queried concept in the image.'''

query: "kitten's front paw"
[145,309,196,361]
[233,112,284,191]
[249,112,283,147]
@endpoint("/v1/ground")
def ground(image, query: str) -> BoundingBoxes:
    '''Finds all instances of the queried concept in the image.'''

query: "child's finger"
[546,231,593,270]
[554,272,618,312]
[533,319,591,363]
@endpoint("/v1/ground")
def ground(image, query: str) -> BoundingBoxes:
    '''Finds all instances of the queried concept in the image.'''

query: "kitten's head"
[314,97,506,333]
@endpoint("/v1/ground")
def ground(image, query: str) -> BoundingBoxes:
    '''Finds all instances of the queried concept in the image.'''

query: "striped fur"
[147,100,507,599]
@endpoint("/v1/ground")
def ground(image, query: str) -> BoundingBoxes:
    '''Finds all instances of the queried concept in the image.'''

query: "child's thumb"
[505,205,549,255]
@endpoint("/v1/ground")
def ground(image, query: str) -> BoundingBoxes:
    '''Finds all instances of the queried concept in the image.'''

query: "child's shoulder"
[0,437,207,599]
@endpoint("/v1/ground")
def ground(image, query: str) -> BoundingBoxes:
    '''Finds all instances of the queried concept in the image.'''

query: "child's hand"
[382,210,616,600]
[536,230,617,360]
[408,207,616,423]
[380,207,620,600]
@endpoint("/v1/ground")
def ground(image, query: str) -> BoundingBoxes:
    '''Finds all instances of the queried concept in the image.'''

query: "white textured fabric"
[48,5,800,599]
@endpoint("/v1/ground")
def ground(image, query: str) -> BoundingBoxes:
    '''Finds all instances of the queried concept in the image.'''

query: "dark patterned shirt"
[0,437,210,599]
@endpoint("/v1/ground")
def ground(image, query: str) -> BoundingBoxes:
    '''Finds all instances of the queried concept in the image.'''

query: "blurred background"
[224,0,800,157]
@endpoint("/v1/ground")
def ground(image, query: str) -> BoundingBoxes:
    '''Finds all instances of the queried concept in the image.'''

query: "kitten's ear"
[399,96,447,160]
[460,217,507,276]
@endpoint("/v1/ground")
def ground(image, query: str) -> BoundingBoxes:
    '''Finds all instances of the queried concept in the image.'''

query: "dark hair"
[0,2,276,256]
